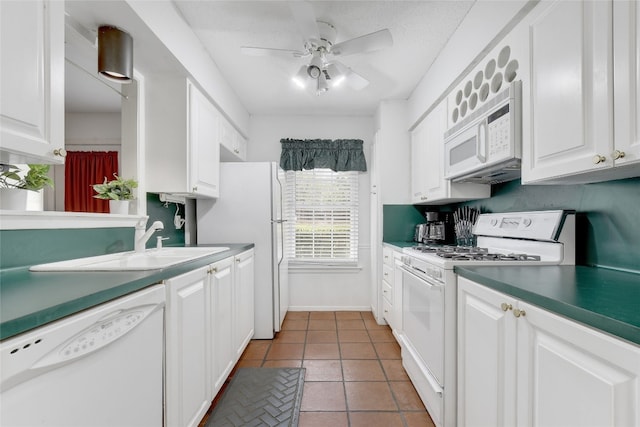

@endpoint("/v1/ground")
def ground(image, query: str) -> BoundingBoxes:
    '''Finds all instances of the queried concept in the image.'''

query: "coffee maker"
[423,211,454,245]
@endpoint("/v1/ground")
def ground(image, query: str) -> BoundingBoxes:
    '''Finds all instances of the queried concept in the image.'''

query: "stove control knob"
[522,218,532,227]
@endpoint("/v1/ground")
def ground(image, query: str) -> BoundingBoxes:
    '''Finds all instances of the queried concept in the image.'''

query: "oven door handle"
[399,265,441,288]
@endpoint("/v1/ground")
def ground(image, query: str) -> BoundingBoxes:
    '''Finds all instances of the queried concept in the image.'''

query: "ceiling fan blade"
[331,29,393,57]
[288,1,320,44]
[344,69,369,90]
[241,46,307,58]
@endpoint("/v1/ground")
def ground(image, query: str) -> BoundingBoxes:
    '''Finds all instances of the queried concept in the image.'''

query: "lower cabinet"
[457,277,640,427]
[165,249,255,427]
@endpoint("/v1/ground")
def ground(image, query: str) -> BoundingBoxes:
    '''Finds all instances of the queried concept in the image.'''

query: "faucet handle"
[156,236,170,249]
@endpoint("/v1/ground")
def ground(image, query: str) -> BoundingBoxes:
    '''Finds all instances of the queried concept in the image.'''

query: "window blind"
[283,168,359,264]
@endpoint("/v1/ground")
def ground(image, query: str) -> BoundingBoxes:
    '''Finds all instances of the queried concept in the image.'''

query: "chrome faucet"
[135,218,164,252]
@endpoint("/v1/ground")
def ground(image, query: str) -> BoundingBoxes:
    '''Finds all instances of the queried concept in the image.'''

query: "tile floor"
[203,311,436,427]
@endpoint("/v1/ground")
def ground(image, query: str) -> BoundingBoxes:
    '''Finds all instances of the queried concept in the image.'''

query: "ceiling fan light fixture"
[326,63,346,87]
[316,71,329,95]
[98,25,133,83]
[307,51,323,79]
[292,65,310,89]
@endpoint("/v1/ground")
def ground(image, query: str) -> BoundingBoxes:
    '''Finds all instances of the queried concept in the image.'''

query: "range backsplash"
[384,177,640,273]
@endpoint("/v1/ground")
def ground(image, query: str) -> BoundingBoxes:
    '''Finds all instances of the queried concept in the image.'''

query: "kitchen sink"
[29,247,230,272]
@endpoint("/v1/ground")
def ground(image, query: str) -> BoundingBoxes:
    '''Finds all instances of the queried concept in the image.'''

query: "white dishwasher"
[0,284,165,427]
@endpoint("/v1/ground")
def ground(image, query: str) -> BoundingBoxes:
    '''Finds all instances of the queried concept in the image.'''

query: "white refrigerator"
[196,162,288,339]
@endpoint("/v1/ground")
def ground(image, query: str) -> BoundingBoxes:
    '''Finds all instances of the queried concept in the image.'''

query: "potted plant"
[0,164,53,210]
[93,174,138,214]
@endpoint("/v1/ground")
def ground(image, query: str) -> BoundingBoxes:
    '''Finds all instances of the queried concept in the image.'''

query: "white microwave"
[444,80,522,184]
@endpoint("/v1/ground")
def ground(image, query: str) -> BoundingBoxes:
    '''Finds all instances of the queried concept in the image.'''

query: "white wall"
[249,114,375,311]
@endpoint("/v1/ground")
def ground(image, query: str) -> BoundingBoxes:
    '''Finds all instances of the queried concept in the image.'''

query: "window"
[283,168,359,264]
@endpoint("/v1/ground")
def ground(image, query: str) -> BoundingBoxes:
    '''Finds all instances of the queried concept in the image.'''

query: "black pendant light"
[98,26,133,83]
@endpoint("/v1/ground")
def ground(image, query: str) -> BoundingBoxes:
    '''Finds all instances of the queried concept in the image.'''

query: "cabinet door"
[423,101,448,201]
[234,249,254,358]
[188,82,220,198]
[613,0,640,167]
[457,277,517,427]
[410,120,429,203]
[165,266,210,427]
[517,301,640,427]
[523,0,613,183]
[0,0,64,164]
[209,257,234,396]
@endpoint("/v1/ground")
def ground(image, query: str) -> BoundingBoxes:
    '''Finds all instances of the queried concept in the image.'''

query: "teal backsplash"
[383,177,639,272]
[0,193,186,269]
[382,205,428,242]
[146,193,185,248]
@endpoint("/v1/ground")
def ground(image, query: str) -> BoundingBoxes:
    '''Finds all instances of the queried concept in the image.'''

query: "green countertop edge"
[383,241,416,249]
[0,244,254,341]
[454,265,640,346]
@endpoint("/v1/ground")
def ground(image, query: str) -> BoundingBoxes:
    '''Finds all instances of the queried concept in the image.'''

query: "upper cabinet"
[147,77,220,198]
[411,100,490,205]
[522,0,640,184]
[219,118,247,162]
[0,0,65,164]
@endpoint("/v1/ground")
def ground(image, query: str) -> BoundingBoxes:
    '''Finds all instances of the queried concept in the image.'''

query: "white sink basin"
[29,247,230,272]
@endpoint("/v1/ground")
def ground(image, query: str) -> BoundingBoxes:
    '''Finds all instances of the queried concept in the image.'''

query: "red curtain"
[65,151,119,213]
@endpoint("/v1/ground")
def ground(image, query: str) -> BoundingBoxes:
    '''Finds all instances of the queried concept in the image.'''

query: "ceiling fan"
[240,2,393,95]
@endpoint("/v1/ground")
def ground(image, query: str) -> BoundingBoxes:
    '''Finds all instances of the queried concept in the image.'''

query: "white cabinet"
[209,257,234,395]
[0,0,65,164]
[234,249,255,358]
[165,266,210,427]
[147,77,219,198]
[219,117,247,162]
[458,277,640,427]
[381,246,403,337]
[522,0,640,184]
[165,249,255,427]
[411,101,490,205]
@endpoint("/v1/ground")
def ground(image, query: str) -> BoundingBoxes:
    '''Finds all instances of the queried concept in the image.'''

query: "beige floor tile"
[337,319,366,330]
[303,360,343,381]
[381,359,410,381]
[349,412,404,427]
[335,311,363,320]
[306,330,338,343]
[374,341,402,359]
[403,411,436,427]
[368,328,396,342]
[262,359,302,368]
[298,412,348,427]
[265,343,304,360]
[344,381,398,411]
[309,311,336,320]
[340,342,377,359]
[342,360,386,381]
[274,330,306,343]
[304,343,340,359]
[338,329,371,343]
[301,382,346,411]
[308,319,337,330]
[390,381,426,410]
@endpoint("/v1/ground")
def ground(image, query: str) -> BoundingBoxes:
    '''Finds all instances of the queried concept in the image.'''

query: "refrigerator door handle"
[271,219,287,224]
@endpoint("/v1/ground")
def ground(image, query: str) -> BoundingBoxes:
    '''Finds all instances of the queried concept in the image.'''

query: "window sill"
[288,263,363,274]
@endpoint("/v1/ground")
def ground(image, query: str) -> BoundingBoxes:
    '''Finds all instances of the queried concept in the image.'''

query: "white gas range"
[398,210,576,427]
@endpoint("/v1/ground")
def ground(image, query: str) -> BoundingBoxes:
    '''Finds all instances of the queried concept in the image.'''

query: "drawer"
[383,298,393,324]
[382,280,393,304]
[383,247,393,267]
[382,264,393,284]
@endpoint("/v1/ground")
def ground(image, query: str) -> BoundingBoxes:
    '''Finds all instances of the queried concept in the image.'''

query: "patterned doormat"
[205,368,305,427]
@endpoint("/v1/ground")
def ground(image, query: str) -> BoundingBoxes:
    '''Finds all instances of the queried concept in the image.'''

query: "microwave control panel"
[487,103,511,157]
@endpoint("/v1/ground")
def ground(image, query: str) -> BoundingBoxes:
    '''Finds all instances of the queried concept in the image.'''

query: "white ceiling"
[64,1,475,117]
[173,1,475,116]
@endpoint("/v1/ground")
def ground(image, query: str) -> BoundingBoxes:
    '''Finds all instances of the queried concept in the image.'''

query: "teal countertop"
[0,244,254,341]
[383,241,417,249]
[454,265,640,346]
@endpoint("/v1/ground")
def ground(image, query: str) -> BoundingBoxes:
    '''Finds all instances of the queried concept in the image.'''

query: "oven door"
[401,265,445,386]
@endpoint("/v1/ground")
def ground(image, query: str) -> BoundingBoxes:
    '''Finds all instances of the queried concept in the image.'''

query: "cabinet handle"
[236,258,240,263]
[421,196,428,200]
[384,309,389,314]
[501,303,512,312]
[209,267,217,274]
[192,186,198,192]
[53,148,67,158]
[513,309,526,318]
[592,154,606,164]
[612,150,626,160]
[234,149,240,154]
